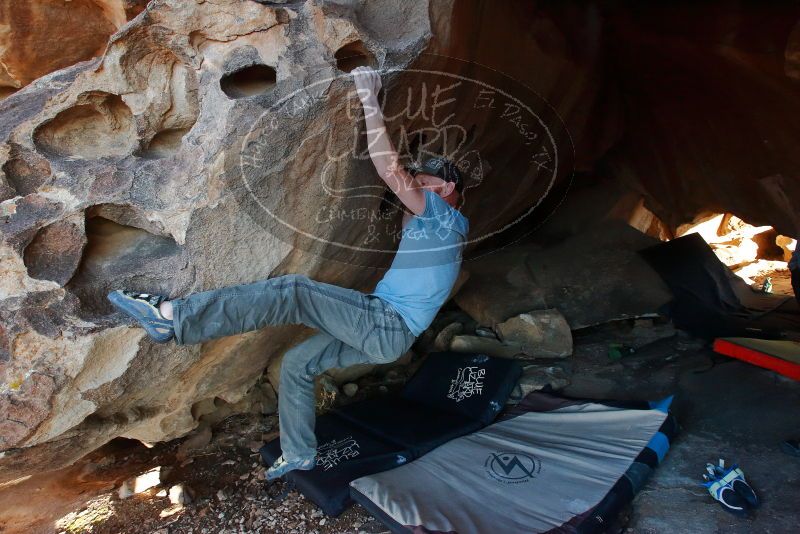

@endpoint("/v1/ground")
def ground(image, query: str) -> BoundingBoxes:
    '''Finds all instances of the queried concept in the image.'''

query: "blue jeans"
[169,274,416,460]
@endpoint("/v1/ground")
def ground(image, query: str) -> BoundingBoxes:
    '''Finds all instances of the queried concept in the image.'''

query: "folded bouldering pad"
[399,352,522,425]
[350,392,677,534]
[713,337,800,380]
[261,352,522,516]
[640,233,800,339]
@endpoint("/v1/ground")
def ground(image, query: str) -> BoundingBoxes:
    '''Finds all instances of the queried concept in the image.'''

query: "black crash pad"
[334,394,483,458]
[640,233,800,339]
[260,412,410,517]
[400,351,522,425]
[261,352,522,516]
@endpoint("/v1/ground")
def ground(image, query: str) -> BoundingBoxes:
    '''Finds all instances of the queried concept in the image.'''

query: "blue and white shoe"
[708,460,759,509]
[266,454,316,481]
[702,459,758,516]
[107,290,174,343]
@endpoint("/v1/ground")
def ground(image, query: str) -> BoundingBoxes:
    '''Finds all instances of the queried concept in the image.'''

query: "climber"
[106,66,469,481]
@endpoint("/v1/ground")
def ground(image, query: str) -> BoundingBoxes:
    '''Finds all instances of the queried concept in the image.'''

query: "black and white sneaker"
[107,290,174,343]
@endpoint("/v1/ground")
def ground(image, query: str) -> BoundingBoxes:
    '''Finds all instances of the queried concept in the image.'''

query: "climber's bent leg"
[277,334,355,460]
[170,274,415,354]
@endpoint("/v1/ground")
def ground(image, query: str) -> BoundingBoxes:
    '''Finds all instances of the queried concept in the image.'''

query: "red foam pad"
[713,338,800,381]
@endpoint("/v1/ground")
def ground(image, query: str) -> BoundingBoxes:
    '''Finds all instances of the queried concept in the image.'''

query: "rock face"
[0,0,439,483]
[455,222,673,330]
[0,1,148,100]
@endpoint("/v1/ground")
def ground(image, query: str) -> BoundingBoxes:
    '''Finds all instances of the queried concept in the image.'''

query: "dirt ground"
[51,421,388,534]
[733,259,794,296]
[1,411,387,534]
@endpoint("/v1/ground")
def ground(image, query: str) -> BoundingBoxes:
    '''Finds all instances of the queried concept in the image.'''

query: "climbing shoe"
[107,290,174,343]
[702,459,759,516]
[266,454,316,481]
[711,461,759,509]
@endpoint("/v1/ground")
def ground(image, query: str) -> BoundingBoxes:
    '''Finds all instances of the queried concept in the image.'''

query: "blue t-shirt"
[372,191,469,336]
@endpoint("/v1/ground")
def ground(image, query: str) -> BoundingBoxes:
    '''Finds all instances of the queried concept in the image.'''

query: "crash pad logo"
[316,436,360,471]
[447,366,485,402]
[485,451,541,484]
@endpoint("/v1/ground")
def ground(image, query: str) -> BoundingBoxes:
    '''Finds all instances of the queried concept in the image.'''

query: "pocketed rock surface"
[0,0,437,483]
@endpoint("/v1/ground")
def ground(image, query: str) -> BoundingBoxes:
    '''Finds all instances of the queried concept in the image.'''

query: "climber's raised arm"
[352,66,426,215]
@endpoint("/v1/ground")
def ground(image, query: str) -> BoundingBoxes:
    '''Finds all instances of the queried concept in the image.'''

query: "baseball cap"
[410,157,464,193]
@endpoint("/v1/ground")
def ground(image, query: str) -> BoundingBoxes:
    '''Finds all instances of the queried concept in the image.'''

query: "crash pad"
[399,351,522,425]
[713,337,800,381]
[350,392,676,533]
[260,412,410,517]
[333,394,483,459]
[261,352,522,516]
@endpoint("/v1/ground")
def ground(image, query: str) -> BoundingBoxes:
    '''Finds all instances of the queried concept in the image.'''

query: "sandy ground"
[1,412,387,534]
[734,260,794,296]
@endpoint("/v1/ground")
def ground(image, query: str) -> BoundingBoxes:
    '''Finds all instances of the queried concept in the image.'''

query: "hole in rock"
[335,40,376,72]
[65,215,185,317]
[85,203,167,236]
[23,216,87,286]
[137,127,191,159]
[2,147,52,196]
[220,65,277,99]
[32,93,136,159]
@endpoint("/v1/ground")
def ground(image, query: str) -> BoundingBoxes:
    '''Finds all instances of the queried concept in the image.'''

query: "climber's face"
[414,173,455,198]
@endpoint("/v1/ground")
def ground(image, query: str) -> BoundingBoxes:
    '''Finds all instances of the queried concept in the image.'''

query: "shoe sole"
[107,291,174,343]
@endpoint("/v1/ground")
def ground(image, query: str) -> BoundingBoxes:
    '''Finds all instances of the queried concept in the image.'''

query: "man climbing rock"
[107,66,469,480]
